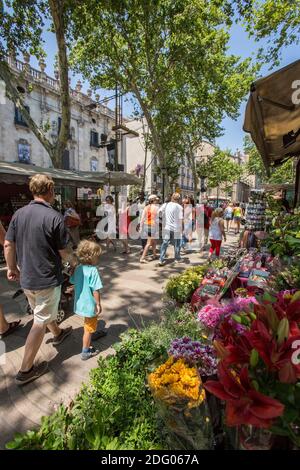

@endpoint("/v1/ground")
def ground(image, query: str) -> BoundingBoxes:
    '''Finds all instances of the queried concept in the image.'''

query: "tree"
[69,0,255,185]
[196,147,243,192]
[0,0,70,168]
[233,0,300,66]
[244,135,295,184]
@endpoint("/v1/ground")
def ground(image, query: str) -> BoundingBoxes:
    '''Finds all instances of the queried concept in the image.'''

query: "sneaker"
[15,361,48,386]
[174,258,185,264]
[158,260,166,266]
[140,258,148,264]
[81,346,100,361]
[52,326,72,346]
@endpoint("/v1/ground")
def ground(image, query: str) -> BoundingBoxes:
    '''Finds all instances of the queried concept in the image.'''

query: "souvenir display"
[245,189,266,231]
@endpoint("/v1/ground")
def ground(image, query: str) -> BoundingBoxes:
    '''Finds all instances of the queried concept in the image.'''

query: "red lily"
[204,364,284,428]
[245,319,300,383]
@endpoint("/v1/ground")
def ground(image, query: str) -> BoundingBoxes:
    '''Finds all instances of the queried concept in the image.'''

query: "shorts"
[84,316,98,333]
[234,216,241,221]
[24,286,61,325]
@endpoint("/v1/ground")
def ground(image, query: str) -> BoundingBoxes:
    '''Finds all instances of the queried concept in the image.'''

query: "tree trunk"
[0,60,54,156]
[131,83,166,169]
[49,0,70,169]
[187,145,199,202]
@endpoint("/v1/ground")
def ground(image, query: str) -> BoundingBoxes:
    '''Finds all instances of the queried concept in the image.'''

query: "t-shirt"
[161,202,183,232]
[70,265,103,317]
[234,207,242,218]
[209,217,223,241]
[5,200,69,290]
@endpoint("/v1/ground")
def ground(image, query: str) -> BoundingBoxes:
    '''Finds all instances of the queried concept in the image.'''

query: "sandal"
[0,320,21,339]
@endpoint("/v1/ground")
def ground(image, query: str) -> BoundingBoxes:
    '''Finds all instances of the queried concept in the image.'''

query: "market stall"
[0,160,141,261]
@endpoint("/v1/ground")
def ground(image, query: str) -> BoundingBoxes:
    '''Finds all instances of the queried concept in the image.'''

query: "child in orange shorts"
[70,240,103,360]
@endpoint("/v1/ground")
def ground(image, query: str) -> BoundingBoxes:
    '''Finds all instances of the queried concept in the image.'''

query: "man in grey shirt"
[5,174,76,385]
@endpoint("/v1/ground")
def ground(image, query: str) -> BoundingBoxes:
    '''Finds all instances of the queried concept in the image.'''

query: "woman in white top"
[208,208,226,260]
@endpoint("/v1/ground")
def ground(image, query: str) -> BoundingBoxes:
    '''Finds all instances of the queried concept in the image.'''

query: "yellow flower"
[148,358,206,409]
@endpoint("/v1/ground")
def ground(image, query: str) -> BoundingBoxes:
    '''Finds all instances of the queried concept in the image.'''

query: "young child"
[70,240,103,360]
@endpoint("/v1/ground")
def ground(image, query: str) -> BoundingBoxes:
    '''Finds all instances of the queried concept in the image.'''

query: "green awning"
[0,161,142,187]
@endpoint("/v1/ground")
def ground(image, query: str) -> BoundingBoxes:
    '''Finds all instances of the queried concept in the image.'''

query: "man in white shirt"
[159,193,183,266]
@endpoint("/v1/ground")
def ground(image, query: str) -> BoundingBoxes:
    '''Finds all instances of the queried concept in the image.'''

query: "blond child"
[70,240,103,360]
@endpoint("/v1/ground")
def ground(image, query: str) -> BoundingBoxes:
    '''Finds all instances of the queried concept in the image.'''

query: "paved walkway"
[0,232,238,448]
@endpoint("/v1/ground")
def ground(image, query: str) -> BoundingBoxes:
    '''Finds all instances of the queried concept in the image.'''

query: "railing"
[6,56,116,119]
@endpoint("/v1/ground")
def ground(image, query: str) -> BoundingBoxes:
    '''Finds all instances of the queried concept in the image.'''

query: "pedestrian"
[203,200,213,245]
[4,174,75,385]
[0,221,21,338]
[119,198,131,254]
[208,208,226,260]
[104,195,117,251]
[233,202,242,234]
[139,195,159,263]
[70,240,103,360]
[64,200,81,248]
[223,202,234,232]
[135,192,146,253]
[181,196,195,253]
[158,192,183,266]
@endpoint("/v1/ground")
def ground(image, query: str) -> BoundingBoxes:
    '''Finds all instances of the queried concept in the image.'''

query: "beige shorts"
[24,286,61,325]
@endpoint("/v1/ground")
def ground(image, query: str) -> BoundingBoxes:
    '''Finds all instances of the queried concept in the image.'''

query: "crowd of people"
[0,173,246,386]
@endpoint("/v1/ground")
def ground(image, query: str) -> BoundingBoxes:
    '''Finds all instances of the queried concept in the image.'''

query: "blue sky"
[31,19,299,154]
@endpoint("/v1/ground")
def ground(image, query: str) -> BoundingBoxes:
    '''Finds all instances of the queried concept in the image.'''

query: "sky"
[29,18,299,155]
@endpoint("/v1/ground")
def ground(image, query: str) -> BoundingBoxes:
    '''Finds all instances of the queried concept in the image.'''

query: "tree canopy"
[244,135,295,185]
[69,0,256,184]
[234,0,300,66]
[196,147,243,191]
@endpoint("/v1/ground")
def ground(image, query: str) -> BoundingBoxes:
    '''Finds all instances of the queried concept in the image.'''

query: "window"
[18,140,30,163]
[14,105,30,127]
[90,130,99,147]
[90,157,98,172]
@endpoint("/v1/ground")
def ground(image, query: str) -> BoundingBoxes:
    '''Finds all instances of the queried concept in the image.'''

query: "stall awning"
[243,59,300,172]
[0,161,142,187]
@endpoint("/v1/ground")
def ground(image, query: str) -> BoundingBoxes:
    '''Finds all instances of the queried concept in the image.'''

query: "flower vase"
[237,425,274,450]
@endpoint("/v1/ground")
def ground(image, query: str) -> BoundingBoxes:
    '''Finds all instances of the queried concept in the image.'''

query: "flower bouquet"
[148,357,213,449]
[204,290,300,449]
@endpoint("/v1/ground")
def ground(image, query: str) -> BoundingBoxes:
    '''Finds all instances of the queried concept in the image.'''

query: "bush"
[7,305,205,450]
[165,265,207,303]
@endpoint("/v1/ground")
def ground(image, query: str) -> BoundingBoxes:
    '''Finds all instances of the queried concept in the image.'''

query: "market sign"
[243,59,300,173]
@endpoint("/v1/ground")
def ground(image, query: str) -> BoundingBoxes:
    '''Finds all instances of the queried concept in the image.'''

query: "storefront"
[0,160,141,261]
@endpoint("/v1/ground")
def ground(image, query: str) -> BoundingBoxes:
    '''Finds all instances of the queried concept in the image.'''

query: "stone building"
[0,55,119,173]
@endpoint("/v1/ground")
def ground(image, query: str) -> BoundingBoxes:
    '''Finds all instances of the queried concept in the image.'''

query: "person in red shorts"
[208,208,226,260]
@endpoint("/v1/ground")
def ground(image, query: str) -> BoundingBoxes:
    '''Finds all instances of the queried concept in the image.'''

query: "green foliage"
[234,0,300,67]
[6,303,204,450]
[244,136,295,185]
[197,147,243,190]
[265,211,300,258]
[165,265,207,303]
[69,0,256,179]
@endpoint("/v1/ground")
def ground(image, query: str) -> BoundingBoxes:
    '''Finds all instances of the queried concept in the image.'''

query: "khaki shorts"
[84,317,98,333]
[24,286,61,325]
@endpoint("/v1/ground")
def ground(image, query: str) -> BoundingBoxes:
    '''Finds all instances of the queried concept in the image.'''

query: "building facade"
[0,55,120,174]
